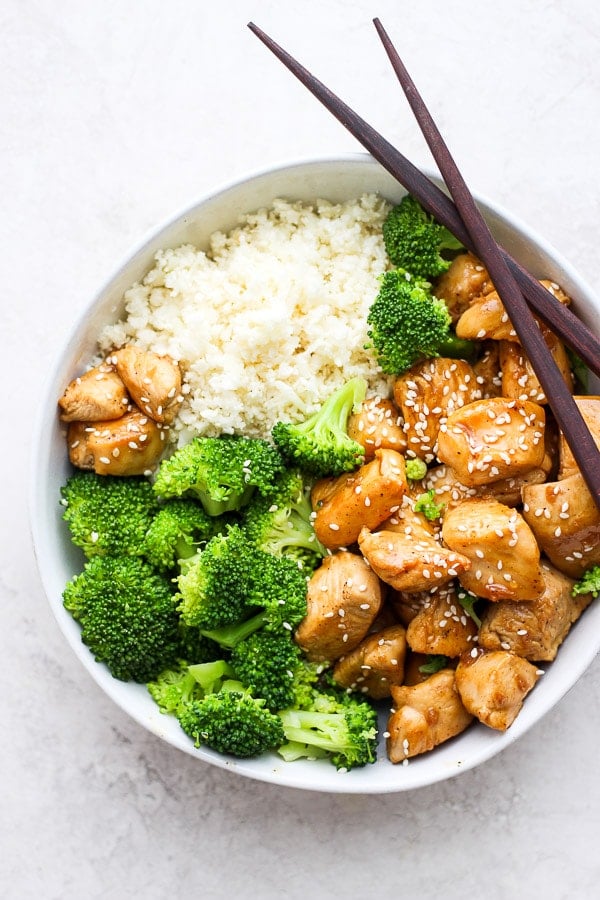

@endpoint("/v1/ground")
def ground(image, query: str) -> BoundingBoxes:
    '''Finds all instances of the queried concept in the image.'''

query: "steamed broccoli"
[61,471,159,558]
[367,270,461,376]
[277,689,378,770]
[152,434,285,516]
[148,658,237,715]
[382,194,463,278]
[456,587,483,627]
[231,632,302,710]
[572,565,600,599]
[178,689,285,758]
[143,498,221,571]
[199,551,308,649]
[414,489,444,521]
[405,458,428,481]
[243,468,326,569]
[418,654,449,675]
[176,525,258,629]
[272,377,367,478]
[63,555,181,682]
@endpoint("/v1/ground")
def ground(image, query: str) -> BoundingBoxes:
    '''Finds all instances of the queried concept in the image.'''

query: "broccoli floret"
[367,270,457,376]
[405,458,428,481]
[200,552,308,649]
[178,690,285,758]
[63,555,180,682]
[143,498,222,571]
[176,525,258,629]
[152,434,285,516]
[418,654,449,675]
[572,565,600,599]
[382,194,463,278]
[243,469,326,569]
[61,471,159,558]
[277,689,378,770]
[148,660,206,715]
[272,378,367,478]
[456,587,482,627]
[414,489,445,521]
[231,632,302,710]
[177,623,223,665]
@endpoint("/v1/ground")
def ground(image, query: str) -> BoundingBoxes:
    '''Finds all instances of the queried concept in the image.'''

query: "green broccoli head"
[405,458,428,481]
[177,690,285,758]
[143,498,222,571]
[61,471,159,558]
[152,434,285,516]
[272,377,367,478]
[572,565,600,598]
[231,632,302,710]
[147,660,206,715]
[63,555,180,682]
[366,270,453,375]
[382,194,463,278]
[176,525,258,629]
[414,489,445,521]
[277,689,378,770]
[243,468,326,569]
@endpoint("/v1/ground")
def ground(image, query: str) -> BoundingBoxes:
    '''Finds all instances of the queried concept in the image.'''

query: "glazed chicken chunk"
[478,563,594,662]
[58,363,129,422]
[358,524,471,594]
[347,395,407,460]
[499,329,573,404]
[67,407,165,476]
[111,345,182,424]
[557,396,600,479]
[405,583,478,657]
[442,498,545,602]
[424,462,547,511]
[455,648,540,731]
[393,358,482,463]
[332,624,407,700]
[436,397,546,486]
[294,552,384,663]
[387,669,473,762]
[311,449,408,550]
[432,252,492,322]
[522,473,600,578]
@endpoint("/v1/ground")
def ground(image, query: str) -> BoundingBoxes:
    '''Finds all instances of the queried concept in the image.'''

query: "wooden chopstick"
[372,18,600,511]
[247,21,600,382]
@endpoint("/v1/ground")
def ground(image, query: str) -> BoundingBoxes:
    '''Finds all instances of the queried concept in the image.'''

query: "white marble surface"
[4,1,600,897]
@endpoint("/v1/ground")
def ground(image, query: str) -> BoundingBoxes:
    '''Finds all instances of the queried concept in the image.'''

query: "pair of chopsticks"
[248,19,600,512]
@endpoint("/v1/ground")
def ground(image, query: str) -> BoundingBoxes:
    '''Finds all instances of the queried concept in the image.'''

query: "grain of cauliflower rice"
[99,194,393,442]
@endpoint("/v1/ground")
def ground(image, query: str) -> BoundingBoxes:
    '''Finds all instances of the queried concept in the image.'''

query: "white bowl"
[30,153,600,793]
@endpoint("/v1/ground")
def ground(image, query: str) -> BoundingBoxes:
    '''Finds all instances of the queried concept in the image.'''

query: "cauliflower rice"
[99,193,393,442]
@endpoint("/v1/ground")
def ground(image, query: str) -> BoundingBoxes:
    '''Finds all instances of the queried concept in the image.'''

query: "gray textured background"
[5,1,600,897]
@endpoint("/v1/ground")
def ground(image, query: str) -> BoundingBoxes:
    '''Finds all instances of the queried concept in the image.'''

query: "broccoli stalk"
[366,270,477,376]
[272,377,367,478]
[152,434,285,516]
[382,194,463,278]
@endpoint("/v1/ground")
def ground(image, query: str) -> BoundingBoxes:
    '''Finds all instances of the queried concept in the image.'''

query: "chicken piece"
[436,397,546,486]
[332,624,407,699]
[358,525,471,594]
[405,583,478,657]
[478,562,594,662]
[424,462,548,511]
[347,395,407,460]
[393,358,482,463]
[557,397,600,479]
[58,363,129,422]
[499,331,573,404]
[110,345,182,424]
[456,279,571,343]
[387,669,473,761]
[442,498,544,602]
[521,474,600,578]
[67,407,166,476]
[432,252,492,323]
[294,553,384,663]
[311,449,407,550]
[455,648,540,731]
[388,589,430,626]
[472,342,502,399]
